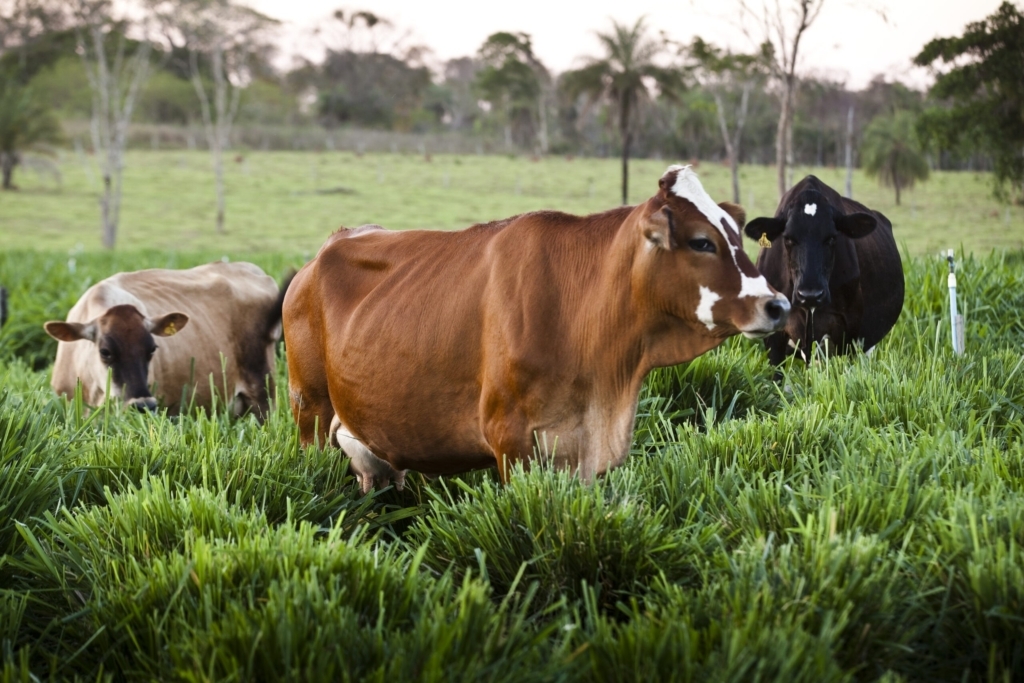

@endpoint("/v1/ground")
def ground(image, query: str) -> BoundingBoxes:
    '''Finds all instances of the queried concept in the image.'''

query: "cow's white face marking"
[668,165,739,239]
[739,273,775,298]
[804,203,817,216]
[665,165,771,299]
[696,286,720,330]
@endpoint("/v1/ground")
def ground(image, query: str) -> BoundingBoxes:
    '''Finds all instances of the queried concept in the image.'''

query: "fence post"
[947,250,964,355]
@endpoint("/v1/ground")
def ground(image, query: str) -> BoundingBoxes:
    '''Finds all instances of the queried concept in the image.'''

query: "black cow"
[744,175,904,365]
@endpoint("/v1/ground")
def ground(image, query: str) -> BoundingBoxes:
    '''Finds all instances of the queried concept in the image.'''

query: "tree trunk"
[214,144,225,232]
[537,90,549,154]
[713,84,751,205]
[776,77,792,199]
[620,94,632,206]
[101,171,116,248]
[786,113,794,189]
[621,130,631,205]
[191,44,240,234]
[712,92,739,203]
[0,152,16,189]
[893,159,901,205]
[844,105,854,199]
[79,23,150,250]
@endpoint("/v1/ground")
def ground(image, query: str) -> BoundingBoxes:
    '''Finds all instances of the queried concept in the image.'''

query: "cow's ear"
[836,212,877,239]
[744,217,785,244]
[718,202,746,230]
[147,312,189,337]
[44,321,96,343]
[642,206,678,250]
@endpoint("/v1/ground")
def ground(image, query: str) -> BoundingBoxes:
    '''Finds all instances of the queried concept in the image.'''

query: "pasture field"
[1,246,1023,682]
[1,151,1023,255]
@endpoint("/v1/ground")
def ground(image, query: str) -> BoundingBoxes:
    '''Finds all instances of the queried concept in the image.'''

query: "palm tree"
[860,111,930,205]
[562,18,685,205]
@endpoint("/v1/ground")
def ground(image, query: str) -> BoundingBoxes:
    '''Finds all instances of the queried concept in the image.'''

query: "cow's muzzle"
[741,294,790,339]
[794,287,828,307]
[765,296,790,325]
[126,396,158,412]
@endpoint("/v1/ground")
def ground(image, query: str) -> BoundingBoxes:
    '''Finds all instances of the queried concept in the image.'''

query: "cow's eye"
[147,346,158,359]
[99,348,113,362]
[784,237,797,248]
[688,238,716,253]
[824,236,836,246]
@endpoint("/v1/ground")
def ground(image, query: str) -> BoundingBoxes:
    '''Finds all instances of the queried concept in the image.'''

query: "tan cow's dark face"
[45,304,188,410]
[636,166,790,338]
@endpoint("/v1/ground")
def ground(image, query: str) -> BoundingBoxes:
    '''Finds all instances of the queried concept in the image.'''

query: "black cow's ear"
[836,212,877,239]
[744,217,785,243]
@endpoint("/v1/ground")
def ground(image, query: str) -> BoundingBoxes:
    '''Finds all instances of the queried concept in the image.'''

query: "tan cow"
[284,165,790,484]
[45,262,288,418]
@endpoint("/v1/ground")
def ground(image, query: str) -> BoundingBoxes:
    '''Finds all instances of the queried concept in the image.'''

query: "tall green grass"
[1,248,1022,681]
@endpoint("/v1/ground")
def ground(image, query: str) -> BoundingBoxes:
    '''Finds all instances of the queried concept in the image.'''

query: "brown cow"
[45,262,288,418]
[284,165,790,483]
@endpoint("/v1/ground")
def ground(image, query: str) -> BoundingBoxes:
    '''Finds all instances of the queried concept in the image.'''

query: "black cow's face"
[745,191,876,308]
[45,304,189,410]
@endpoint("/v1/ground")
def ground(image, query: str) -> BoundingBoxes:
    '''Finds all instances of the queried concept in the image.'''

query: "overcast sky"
[247,0,1002,89]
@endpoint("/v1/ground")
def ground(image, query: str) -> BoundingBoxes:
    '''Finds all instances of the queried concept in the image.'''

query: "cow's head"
[744,189,876,308]
[635,166,790,341]
[44,304,189,411]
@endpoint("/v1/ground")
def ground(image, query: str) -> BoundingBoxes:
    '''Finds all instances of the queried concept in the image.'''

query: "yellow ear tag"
[164,322,177,336]
[758,232,772,249]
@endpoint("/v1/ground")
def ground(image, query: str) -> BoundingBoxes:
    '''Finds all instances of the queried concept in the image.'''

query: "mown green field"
[1,245,1023,681]
[1,151,1022,255]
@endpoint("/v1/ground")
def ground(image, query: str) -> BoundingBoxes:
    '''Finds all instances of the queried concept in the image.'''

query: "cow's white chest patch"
[696,286,720,330]
[804,203,817,216]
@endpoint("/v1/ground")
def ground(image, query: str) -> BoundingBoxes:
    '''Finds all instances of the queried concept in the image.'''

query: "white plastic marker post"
[947,249,964,355]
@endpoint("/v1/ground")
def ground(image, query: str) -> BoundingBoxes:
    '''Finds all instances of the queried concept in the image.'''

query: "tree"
[914,1,1024,202]
[308,10,434,132]
[739,0,825,198]
[0,0,67,190]
[562,17,685,205]
[316,50,431,129]
[151,0,277,233]
[71,0,155,249]
[0,78,62,188]
[688,37,770,203]
[474,32,549,153]
[860,110,929,205]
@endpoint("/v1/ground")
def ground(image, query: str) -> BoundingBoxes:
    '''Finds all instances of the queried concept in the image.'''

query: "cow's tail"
[267,270,296,340]
[0,286,7,328]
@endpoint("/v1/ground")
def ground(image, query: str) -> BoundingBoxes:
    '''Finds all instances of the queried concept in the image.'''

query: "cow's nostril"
[765,298,790,321]
[797,288,825,304]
